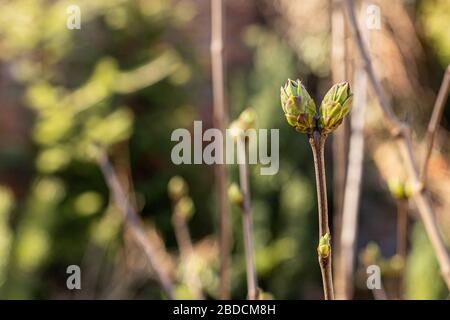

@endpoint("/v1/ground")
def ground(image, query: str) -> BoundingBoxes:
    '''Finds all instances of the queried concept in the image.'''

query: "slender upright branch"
[171,211,204,299]
[396,199,408,297]
[420,65,450,183]
[337,1,369,299]
[309,130,335,300]
[330,0,349,295]
[345,0,450,290]
[96,147,175,299]
[172,213,194,266]
[237,137,258,300]
[338,72,367,300]
[210,0,232,299]
[331,0,349,219]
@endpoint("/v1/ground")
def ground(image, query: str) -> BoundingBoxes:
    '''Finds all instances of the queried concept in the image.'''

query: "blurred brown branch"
[335,0,369,300]
[171,200,204,299]
[396,198,408,298]
[338,1,369,300]
[345,0,450,290]
[237,138,258,300]
[421,65,450,184]
[330,0,350,299]
[96,146,175,299]
[210,0,232,300]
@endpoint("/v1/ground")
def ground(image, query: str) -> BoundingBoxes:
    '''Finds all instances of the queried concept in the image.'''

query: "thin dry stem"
[330,0,349,296]
[420,65,450,183]
[96,147,174,299]
[237,138,258,300]
[309,131,335,300]
[210,0,232,299]
[337,1,369,300]
[338,70,367,300]
[396,200,408,262]
[171,212,204,299]
[345,0,450,290]
[172,214,194,267]
[396,199,408,298]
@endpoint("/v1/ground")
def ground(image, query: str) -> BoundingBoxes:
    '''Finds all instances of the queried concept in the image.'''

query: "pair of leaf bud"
[360,242,404,274]
[387,178,412,200]
[168,176,194,219]
[280,79,353,135]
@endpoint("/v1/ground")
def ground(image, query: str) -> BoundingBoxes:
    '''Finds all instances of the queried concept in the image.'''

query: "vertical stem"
[172,214,194,262]
[309,131,335,300]
[172,212,204,299]
[396,200,408,260]
[211,0,231,299]
[237,138,258,300]
[396,199,408,298]
[330,0,350,297]
[337,1,369,299]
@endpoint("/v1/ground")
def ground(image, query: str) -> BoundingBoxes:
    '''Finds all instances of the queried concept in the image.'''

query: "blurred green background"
[0,0,449,299]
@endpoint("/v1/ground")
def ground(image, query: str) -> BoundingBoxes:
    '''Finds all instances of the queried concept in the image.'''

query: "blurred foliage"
[420,0,450,66]
[406,223,446,299]
[0,0,195,299]
[0,186,14,288]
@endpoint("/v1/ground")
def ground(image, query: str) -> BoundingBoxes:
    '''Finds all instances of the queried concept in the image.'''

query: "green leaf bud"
[280,79,316,133]
[318,82,352,134]
[317,233,331,258]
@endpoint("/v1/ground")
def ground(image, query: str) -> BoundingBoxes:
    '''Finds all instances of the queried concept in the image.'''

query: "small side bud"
[317,233,331,258]
[228,183,243,207]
